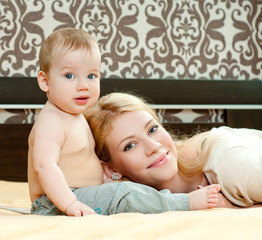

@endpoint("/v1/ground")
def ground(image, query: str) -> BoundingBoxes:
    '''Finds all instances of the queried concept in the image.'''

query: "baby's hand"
[65,200,95,217]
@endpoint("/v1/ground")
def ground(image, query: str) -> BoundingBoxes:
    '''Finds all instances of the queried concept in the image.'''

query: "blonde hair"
[39,28,99,73]
[176,137,216,177]
[85,92,159,163]
[85,92,214,177]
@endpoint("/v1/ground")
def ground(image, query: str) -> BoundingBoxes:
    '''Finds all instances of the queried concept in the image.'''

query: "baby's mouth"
[75,96,89,104]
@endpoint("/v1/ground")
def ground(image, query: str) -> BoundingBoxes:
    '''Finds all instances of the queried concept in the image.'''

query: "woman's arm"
[216,193,262,209]
[216,193,238,208]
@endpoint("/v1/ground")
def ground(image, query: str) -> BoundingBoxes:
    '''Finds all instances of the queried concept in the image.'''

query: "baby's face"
[46,47,101,115]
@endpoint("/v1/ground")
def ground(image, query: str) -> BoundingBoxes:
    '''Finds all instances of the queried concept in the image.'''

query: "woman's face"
[105,110,178,189]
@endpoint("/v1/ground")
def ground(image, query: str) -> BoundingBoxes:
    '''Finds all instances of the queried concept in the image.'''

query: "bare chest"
[61,118,95,158]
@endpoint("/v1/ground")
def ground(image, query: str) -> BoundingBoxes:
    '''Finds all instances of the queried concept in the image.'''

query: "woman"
[85,92,262,208]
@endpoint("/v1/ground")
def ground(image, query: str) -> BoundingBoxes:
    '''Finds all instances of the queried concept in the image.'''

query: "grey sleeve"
[108,181,189,214]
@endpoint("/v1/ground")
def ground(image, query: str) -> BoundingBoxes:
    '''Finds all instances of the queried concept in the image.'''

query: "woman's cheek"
[114,154,134,175]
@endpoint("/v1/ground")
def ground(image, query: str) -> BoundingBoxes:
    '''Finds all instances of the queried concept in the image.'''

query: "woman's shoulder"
[210,126,262,139]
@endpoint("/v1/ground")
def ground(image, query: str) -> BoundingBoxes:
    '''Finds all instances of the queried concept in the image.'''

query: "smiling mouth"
[147,152,168,168]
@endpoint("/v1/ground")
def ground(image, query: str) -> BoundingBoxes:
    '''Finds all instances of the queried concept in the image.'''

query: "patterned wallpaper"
[0,108,224,125]
[0,0,261,125]
[0,0,261,79]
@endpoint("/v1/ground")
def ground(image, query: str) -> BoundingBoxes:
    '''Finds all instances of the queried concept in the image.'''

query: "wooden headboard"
[1,77,262,181]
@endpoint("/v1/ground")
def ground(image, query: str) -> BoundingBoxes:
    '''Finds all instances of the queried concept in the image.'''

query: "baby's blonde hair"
[39,28,99,73]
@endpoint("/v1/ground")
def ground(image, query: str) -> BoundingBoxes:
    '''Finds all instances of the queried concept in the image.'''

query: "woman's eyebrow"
[117,135,135,149]
[145,119,154,128]
[117,119,155,148]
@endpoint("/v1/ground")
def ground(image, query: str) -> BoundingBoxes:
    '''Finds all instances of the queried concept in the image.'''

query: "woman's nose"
[145,138,161,156]
[77,77,89,91]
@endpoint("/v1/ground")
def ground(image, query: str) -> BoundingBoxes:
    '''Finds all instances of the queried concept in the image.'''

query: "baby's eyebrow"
[61,66,74,71]
[89,68,100,72]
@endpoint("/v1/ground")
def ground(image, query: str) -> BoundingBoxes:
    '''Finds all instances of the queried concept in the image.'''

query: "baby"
[28,28,102,216]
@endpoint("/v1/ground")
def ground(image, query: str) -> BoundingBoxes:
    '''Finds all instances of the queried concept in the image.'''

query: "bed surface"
[1,180,262,240]
[1,78,262,239]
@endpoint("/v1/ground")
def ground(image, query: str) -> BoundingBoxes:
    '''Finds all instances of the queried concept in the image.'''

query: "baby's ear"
[100,161,122,179]
[37,71,49,92]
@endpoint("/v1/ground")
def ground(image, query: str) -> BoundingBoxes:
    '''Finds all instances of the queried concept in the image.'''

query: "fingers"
[212,184,221,192]
[72,209,95,217]
[206,195,219,208]
[81,208,96,216]
[206,184,221,194]
[74,210,82,217]
[198,184,221,192]
[207,201,218,208]
[65,200,96,217]
[203,184,221,208]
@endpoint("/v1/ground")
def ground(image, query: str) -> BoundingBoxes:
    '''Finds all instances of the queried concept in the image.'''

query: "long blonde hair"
[175,137,216,177]
[85,92,212,177]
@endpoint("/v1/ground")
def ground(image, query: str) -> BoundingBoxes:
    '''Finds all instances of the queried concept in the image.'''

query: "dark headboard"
[1,77,262,181]
[1,77,262,105]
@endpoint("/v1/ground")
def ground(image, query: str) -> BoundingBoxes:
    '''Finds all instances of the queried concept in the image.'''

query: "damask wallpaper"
[0,0,261,79]
[0,108,224,125]
[0,0,261,125]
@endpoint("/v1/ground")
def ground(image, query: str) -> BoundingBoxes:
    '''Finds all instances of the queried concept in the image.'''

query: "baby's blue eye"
[124,142,135,152]
[65,73,74,79]
[87,74,95,79]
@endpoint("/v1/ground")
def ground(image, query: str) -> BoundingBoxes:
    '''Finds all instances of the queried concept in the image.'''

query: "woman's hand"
[216,193,238,208]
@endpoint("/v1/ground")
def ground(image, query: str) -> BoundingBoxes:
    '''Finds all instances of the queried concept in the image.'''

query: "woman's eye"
[149,125,158,135]
[124,142,135,152]
[65,73,74,79]
[87,74,95,79]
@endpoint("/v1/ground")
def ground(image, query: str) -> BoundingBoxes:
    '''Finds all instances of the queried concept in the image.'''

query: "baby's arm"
[188,184,221,210]
[107,182,221,214]
[32,116,94,216]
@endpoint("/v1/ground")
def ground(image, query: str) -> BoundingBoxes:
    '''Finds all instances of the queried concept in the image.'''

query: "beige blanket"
[1,181,262,240]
